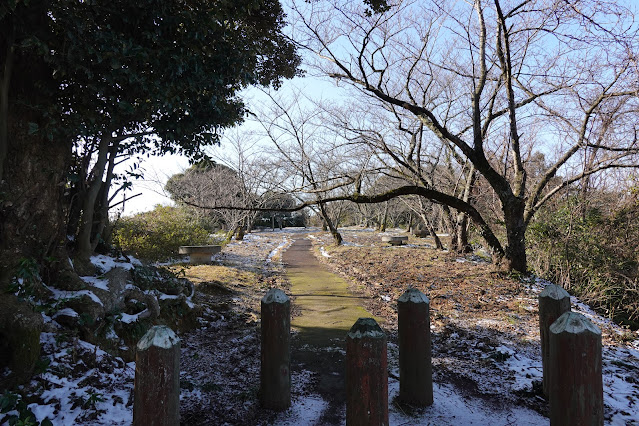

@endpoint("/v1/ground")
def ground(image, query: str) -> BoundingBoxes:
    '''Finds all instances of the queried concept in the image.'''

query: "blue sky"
[112,74,342,216]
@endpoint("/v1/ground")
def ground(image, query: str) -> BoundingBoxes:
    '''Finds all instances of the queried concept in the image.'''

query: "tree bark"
[455,166,477,253]
[1,111,72,285]
[236,225,246,241]
[0,25,14,182]
[318,201,342,245]
[379,201,388,232]
[76,133,112,261]
[456,213,471,253]
[418,211,443,250]
[441,205,459,252]
[503,197,527,272]
[91,139,119,252]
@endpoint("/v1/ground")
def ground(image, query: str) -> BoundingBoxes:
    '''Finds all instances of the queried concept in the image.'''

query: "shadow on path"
[282,238,380,425]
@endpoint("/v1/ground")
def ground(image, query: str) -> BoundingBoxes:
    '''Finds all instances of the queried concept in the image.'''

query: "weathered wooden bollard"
[260,288,291,410]
[549,312,603,426]
[133,325,180,426]
[346,318,388,426]
[398,288,433,406]
[538,284,570,397]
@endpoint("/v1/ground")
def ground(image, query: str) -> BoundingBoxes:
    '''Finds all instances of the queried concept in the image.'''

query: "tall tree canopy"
[0,0,300,273]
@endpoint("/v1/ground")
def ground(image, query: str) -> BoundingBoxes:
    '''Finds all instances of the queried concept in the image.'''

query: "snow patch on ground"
[25,333,134,426]
[266,238,291,263]
[90,254,141,273]
[119,311,146,324]
[46,285,104,306]
[53,307,79,319]
[389,380,547,425]
[80,275,110,291]
[342,240,363,247]
[273,395,329,425]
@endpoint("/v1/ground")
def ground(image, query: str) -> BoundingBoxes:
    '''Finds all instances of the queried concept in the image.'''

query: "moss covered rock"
[0,295,43,389]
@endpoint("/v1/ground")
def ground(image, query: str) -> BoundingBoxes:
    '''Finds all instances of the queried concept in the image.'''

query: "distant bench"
[178,245,222,264]
[381,236,409,246]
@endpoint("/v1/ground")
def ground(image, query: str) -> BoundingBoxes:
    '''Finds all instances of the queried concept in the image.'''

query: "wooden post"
[549,312,603,426]
[346,318,388,426]
[133,325,180,426]
[538,284,570,397]
[398,288,433,406]
[260,288,291,410]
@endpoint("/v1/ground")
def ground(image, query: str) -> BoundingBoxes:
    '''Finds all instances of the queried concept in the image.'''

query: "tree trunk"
[1,115,72,281]
[318,201,342,245]
[0,98,72,386]
[456,212,472,253]
[76,133,112,262]
[503,197,527,273]
[419,212,444,250]
[91,140,119,253]
[379,201,388,232]
[455,166,476,253]
[0,26,13,182]
[236,225,246,241]
[441,205,459,252]
[225,227,236,242]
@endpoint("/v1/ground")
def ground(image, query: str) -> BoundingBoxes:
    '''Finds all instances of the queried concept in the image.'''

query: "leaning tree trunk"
[318,201,342,245]
[76,133,113,263]
[90,140,119,253]
[419,212,444,250]
[416,197,444,250]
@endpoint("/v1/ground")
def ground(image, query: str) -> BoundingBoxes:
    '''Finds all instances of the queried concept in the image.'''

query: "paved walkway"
[283,238,375,344]
[282,237,380,424]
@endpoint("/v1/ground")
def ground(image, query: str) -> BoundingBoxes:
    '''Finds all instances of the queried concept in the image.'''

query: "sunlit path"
[283,238,379,344]
[281,237,380,425]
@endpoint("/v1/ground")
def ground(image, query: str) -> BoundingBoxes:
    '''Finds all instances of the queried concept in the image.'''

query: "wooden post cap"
[539,284,570,301]
[262,288,289,305]
[549,311,600,336]
[347,317,385,339]
[137,325,180,351]
[398,288,429,304]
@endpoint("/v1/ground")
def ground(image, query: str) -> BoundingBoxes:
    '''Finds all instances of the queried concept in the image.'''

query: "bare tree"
[252,90,373,244]
[287,0,639,272]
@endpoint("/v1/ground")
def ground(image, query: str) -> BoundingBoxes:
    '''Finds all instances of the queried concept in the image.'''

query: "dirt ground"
[176,227,639,425]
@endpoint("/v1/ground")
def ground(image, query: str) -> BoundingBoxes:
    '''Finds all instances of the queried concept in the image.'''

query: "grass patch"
[172,265,258,293]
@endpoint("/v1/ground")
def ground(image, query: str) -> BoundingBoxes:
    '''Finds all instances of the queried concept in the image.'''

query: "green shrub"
[113,205,212,261]
[527,195,639,329]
